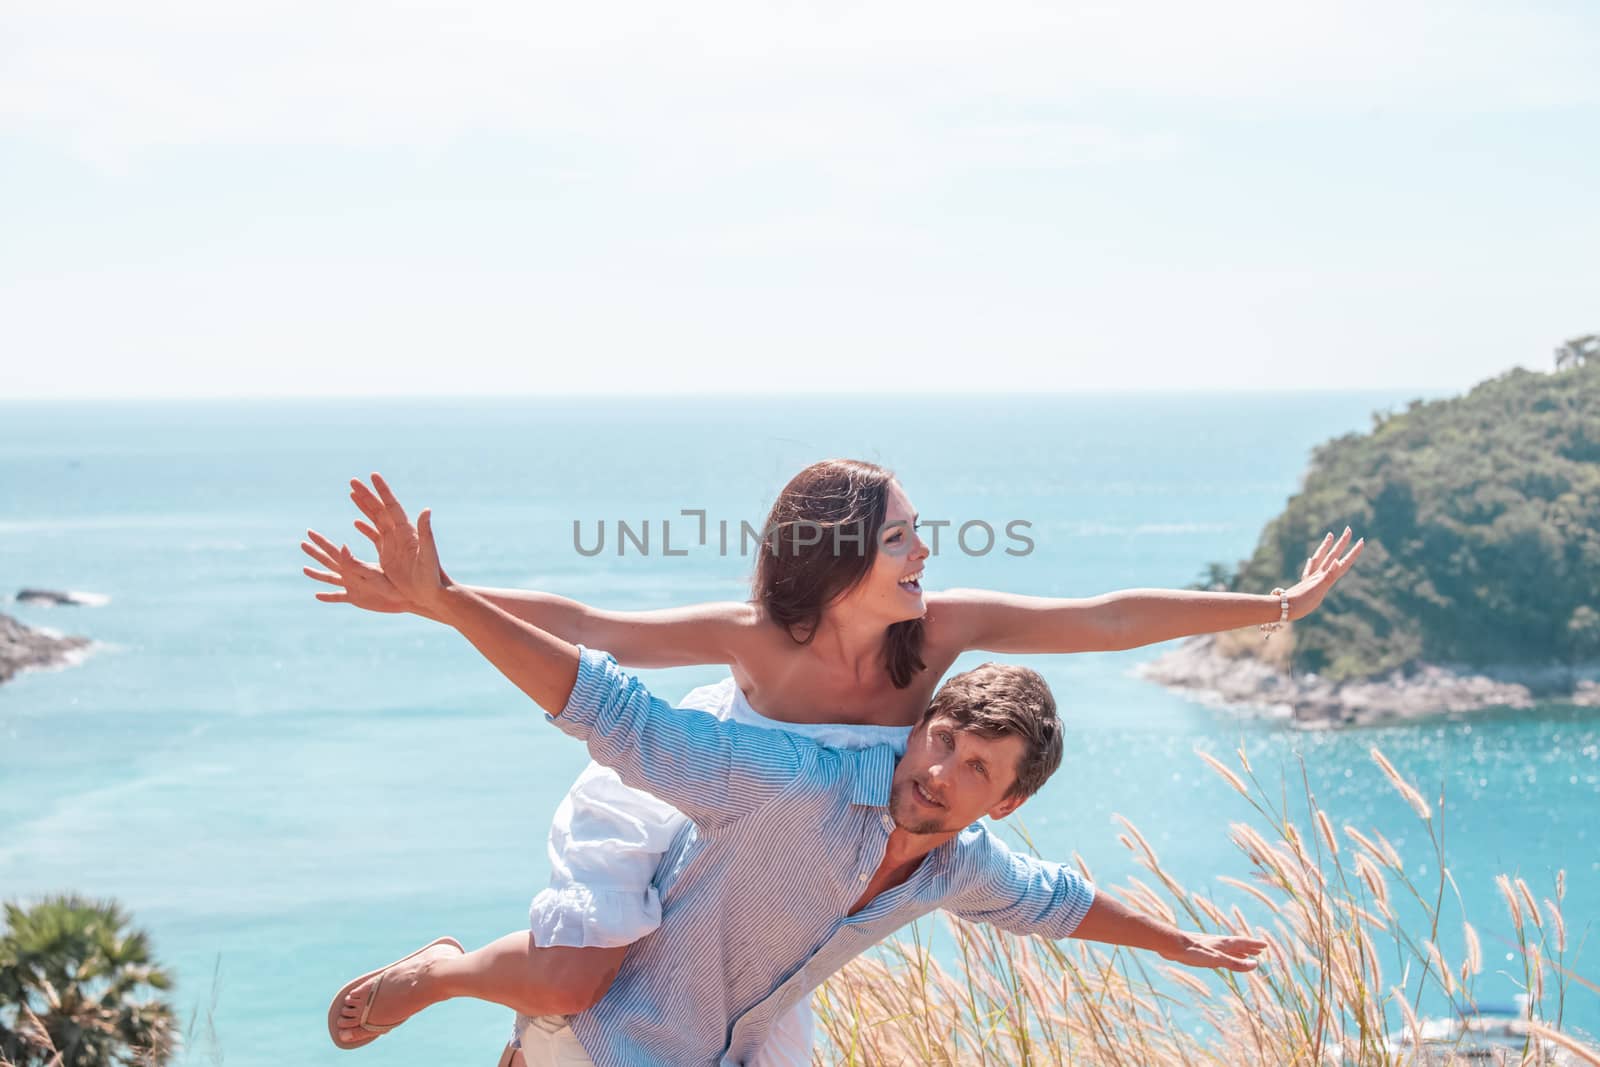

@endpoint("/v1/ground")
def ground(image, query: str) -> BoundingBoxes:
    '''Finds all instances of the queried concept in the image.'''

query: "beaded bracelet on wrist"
[1259,587,1289,641]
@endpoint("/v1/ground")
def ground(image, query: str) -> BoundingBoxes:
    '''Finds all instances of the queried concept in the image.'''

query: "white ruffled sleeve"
[527,759,689,948]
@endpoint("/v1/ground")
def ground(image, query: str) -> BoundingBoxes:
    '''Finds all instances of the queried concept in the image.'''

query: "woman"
[304,460,1361,1064]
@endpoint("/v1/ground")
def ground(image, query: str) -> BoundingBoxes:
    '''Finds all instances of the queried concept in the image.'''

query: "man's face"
[887,714,1028,836]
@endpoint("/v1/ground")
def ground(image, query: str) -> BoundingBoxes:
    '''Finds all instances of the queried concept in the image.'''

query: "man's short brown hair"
[923,663,1062,800]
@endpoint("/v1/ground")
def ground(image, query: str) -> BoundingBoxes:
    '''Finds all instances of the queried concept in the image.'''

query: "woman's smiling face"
[831,479,929,626]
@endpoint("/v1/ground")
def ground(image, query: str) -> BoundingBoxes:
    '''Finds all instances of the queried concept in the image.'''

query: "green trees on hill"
[0,896,176,1067]
[1220,358,1600,682]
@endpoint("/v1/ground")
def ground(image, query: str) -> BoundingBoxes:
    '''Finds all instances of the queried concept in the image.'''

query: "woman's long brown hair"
[750,459,926,688]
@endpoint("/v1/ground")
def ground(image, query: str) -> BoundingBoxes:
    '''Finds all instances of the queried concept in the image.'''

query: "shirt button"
[880,814,894,831]
[858,872,869,883]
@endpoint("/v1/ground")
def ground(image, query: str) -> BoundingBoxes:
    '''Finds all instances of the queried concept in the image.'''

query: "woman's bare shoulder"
[711,601,778,656]
[686,600,762,623]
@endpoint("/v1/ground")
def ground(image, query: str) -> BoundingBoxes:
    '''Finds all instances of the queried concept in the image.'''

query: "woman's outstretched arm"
[935,528,1364,654]
[301,473,754,669]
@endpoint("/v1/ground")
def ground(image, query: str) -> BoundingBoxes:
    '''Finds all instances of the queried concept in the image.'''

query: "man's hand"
[345,473,452,615]
[1285,527,1364,621]
[1159,932,1269,973]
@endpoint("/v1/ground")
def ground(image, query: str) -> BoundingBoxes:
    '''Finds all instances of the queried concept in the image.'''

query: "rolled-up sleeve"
[549,645,814,829]
[949,832,1097,939]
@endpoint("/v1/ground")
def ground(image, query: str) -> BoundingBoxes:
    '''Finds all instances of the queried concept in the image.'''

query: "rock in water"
[0,612,90,685]
[16,588,108,607]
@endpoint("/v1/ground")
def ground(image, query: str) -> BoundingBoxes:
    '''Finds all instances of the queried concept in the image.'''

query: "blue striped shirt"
[550,646,1096,1067]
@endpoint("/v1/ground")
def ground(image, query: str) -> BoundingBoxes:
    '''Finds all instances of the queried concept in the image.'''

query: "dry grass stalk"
[1423,940,1457,997]
[1370,747,1432,820]
[1463,922,1483,977]
[1196,748,1251,798]
[1315,809,1340,857]
[1113,814,1161,870]
[1544,899,1567,954]
[1355,853,1393,913]
[1526,1021,1600,1066]
[1497,874,1525,936]
[1372,830,1406,871]
[1517,878,1543,932]
[1216,875,1279,914]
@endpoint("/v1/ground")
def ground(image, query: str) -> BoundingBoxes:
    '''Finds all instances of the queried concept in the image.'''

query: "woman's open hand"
[1285,527,1364,621]
[339,473,452,615]
[300,528,411,613]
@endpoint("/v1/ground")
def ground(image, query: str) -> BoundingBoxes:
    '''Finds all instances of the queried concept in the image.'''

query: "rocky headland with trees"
[1143,343,1600,727]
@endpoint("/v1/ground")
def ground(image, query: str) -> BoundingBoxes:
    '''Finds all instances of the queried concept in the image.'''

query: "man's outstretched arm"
[952,838,1265,973]
[434,581,583,715]
[361,484,808,828]
[1070,894,1267,973]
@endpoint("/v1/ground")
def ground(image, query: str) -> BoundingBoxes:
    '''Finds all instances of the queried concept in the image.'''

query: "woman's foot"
[329,936,464,1049]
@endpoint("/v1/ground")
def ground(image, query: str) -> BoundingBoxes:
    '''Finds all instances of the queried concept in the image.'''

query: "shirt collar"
[850,749,968,878]
[850,745,896,808]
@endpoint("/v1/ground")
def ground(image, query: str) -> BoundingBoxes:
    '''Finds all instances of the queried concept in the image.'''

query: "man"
[337,501,1266,1066]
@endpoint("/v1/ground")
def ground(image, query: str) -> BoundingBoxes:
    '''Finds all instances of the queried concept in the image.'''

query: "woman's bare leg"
[333,932,626,1045]
[433,933,627,1015]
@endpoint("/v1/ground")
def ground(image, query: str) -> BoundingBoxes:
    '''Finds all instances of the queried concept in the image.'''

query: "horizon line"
[0,384,1466,404]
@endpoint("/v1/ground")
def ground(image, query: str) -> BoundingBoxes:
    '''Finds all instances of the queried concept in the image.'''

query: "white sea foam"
[4,638,99,676]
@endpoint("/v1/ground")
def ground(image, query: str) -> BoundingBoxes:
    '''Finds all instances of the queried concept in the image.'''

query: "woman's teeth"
[899,570,924,590]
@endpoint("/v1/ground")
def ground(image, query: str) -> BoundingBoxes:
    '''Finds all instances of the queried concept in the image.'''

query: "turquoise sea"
[2,394,1596,1064]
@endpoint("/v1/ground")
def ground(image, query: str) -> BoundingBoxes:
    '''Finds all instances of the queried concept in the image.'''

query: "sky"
[2,1,1597,398]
